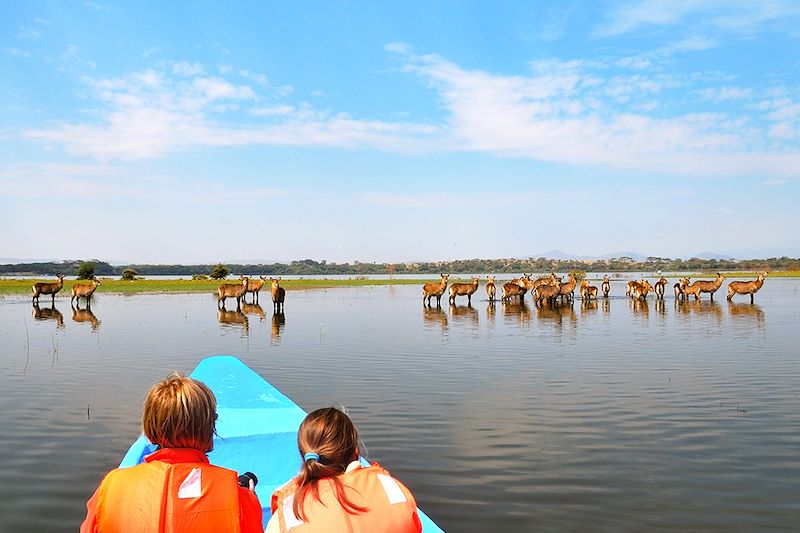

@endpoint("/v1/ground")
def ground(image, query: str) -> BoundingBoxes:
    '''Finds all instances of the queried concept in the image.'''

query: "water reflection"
[536,301,576,333]
[71,304,101,330]
[655,299,667,318]
[502,300,531,326]
[629,298,649,320]
[602,298,610,316]
[486,301,496,332]
[675,299,723,324]
[217,309,249,335]
[422,305,448,332]
[271,312,286,342]
[241,302,266,322]
[728,301,766,330]
[32,303,65,329]
[580,299,598,316]
[449,303,478,330]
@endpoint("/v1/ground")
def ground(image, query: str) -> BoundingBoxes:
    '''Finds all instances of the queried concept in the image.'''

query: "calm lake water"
[1,279,799,532]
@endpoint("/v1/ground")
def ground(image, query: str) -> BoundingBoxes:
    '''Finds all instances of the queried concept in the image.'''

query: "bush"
[121,268,139,280]
[76,262,95,280]
[569,269,587,281]
[192,274,209,280]
[210,264,229,280]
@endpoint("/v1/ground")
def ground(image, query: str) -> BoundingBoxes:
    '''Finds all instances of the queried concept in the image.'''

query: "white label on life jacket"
[377,474,407,505]
[283,494,305,530]
[178,468,202,499]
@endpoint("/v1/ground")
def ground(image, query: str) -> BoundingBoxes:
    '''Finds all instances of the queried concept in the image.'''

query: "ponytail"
[292,408,369,522]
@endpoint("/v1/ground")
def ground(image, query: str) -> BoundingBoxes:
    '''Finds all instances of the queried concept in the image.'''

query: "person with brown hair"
[267,407,422,533]
[80,373,263,533]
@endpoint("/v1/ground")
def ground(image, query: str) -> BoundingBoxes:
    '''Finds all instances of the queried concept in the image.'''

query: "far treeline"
[2,256,799,277]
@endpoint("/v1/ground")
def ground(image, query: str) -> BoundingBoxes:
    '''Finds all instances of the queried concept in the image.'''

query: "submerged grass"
[0,277,429,295]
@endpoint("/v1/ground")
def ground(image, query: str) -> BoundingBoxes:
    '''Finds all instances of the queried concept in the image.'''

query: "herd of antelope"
[215,275,285,312]
[28,274,289,336]
[423,272,769,307]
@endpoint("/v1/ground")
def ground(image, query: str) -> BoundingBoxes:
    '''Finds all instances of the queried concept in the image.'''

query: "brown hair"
[292,407,368,521]
[141,372,217,452]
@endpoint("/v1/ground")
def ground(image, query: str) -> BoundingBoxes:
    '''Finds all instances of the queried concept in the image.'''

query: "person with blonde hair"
[81,372,263,533]
[267,407,421,532]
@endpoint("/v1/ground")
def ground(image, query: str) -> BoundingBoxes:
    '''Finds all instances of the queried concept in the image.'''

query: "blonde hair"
[293,407,368,521]
[142,373,217,452]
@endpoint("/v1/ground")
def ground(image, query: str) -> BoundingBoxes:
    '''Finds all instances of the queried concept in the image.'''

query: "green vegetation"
[2,256,799,277]
[121,268,139,280]
[76,261,96,280]
[210,264,229,279]
[0,277,427,296]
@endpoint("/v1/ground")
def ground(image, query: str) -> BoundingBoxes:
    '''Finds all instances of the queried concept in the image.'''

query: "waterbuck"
[71,277,101,307]
[653,277,668,300]
[449,276,480,305]
[422,274,449,307]
[243,275,267,303]
[501,278,527,301]
[32,275,65,304]
[534,279,562,307]
[486,275,496,302]
[579,280,598,300]
[601,276,610,298]
[683,273,726,301]
[558,274,577,303]
[217,277,249,309]
[270,277,286,312]
[727,272,767,303]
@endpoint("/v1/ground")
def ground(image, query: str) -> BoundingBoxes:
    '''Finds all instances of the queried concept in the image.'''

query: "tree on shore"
[210,264,229,279]
[76,261,95,280]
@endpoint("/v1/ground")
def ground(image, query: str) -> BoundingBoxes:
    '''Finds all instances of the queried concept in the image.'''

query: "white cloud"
[172,61,205,76]
[396,50,800,178]
[3,47,30,57]
[761,179,787,186]
[17,26,41,39]
[598,0,800,36]
[24,64,439,160]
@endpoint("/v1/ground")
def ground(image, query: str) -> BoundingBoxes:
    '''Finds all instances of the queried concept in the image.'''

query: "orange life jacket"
[92,453,246,533]
[270,463,422,533]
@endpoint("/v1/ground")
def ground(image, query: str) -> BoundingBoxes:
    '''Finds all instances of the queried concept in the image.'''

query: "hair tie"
[303,452,320,462]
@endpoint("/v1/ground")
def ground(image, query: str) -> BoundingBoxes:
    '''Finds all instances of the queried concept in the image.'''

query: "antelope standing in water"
[653,277,668,300]
[243,275,267,303]
[534,279,562,307]
[501,278,527,302]
[486,275,496,302]
[422,274,449,307]
[601,276,610,298]
[270,277,286,312]
[727,272,767,303]
[449,276,480,305]
[217,277,249,309]
[579,280,598,300]
[675,278,690,300]
[558,274,577,303]
[71,277,101,307]
[628,279,653,300]
[32,275,65,304]
[682,273,726,300]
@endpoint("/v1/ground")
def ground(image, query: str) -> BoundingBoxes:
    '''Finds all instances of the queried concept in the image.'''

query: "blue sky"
[2,1,799,264]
